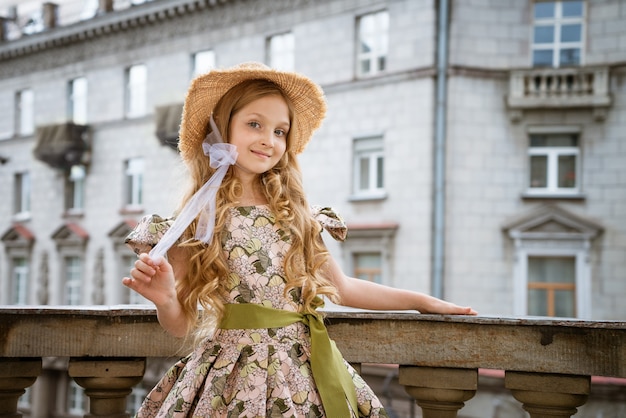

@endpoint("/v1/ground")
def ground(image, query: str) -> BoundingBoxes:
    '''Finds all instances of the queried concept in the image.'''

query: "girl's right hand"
[122,253,177,308]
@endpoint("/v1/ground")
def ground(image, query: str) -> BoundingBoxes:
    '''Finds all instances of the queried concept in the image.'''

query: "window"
[68,77,88,125]
[528,256,576,317]
[127,386,148,415]
[504,205,600,319]
[341,224,397,287]
[125,157,144,208]
[125,64,147,118]
[67,380,87,415]
[18,386,32,410]
[356,10,389,77]
[354,252,382,284]
[16,89,34,136]
[527,132,579,196]
[10,257,29,305]
[65,165,86,214]
[122,254,148,304]
[192,50,216,77]
[14,172,31,220]
[64,256,82,305]
[353,136,385,198]
[267,32,295,71]
[532,1,584,67]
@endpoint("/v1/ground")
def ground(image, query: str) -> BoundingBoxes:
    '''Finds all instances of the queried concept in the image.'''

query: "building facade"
[0,0,624,416]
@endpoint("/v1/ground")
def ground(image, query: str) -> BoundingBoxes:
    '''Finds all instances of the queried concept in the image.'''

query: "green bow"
[220,303,358,417]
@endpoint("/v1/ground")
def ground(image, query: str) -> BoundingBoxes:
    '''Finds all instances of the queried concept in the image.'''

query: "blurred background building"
[0,0,624,416]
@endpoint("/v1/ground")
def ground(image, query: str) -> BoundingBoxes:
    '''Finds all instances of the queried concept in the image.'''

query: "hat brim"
[179,63,327,161]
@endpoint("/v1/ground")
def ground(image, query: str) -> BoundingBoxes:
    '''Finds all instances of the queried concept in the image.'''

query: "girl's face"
[229,94,290,181]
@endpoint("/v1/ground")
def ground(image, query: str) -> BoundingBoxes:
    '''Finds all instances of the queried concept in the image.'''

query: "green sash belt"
[220,303,358,417]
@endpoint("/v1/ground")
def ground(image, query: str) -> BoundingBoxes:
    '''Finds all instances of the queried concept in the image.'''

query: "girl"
[124,62,476,418]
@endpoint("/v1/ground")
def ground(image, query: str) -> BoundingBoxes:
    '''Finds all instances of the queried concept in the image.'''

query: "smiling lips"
[251,149,271,158]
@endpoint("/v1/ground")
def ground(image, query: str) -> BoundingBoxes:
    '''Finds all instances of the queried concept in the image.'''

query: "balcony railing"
[1,306,625,418]
[506,66,612,121]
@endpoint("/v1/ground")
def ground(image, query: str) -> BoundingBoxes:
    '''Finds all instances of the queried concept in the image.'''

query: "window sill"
[119,206,144,215]
[521,192,586,201]
[348,192,388,202]
[12,212,32,223]
[63,209,85,219]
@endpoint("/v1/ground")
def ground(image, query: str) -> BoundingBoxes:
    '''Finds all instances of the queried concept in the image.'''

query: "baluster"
[505,371,589,418]
[68,358,146,418]
[399,366,477,418]
[0,358,42,418]
[539,74,548,97]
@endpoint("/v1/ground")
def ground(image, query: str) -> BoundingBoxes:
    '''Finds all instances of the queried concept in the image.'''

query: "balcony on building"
[506,66,612,122]
[1,306,625,418]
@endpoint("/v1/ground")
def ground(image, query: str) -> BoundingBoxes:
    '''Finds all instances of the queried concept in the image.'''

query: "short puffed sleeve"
[124,214,174,255]
[311,205,347,242]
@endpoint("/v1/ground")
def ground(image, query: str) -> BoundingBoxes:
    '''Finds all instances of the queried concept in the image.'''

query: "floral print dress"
[129,206,388,418]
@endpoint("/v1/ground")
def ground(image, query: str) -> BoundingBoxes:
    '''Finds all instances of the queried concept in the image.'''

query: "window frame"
[125,64,147,118]
[515,249,588,318]
[65,165,86,215]
[192,49,216,78]
[352,135,386,200]
[124,157,144,210]
[63,255,83,306]
[15,88,35,137]
[527,254,577,317]
[267,32,295,72]
[353,252,383,284]
[525,126,581,197]
[68,76,88,125]
[10,256,29,305]
[340,225,398,287]
[13,171,31,221]
[356,10,389,77]
[504,205,599,320]
[532,0,585,68]
[67,380,87,415]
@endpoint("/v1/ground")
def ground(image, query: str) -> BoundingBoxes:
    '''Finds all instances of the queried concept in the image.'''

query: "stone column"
[505,371,590,418]
[0,358,42,418]
[399,366,477,418]
[68,358,146,418]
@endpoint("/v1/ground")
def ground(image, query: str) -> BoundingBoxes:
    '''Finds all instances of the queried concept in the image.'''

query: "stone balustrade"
[1,306,625,418]
[506,66,612,121]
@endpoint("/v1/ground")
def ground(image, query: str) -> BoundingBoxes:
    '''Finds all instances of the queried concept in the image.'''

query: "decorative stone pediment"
[108,220,137,255]
[108,220,136,240]
[502,204,603,240]
[51,223,89,247]
[1,224,35,249]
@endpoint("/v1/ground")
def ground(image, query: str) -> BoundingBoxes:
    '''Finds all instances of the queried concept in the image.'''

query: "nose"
[260,130,275,148]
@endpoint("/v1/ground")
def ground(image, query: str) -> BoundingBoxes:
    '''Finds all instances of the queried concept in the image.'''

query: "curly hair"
[174,79,339,341]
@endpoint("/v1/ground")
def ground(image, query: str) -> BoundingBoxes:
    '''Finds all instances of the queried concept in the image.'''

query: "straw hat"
[179,62,327,161]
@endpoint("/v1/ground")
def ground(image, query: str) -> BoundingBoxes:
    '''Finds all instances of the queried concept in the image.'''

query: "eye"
[248,121,261,129]
[275,129,287,137]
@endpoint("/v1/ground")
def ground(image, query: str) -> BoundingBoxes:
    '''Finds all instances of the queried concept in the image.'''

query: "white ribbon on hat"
[150,115,238,259]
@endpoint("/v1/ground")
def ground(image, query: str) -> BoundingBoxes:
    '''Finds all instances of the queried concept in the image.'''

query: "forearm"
[335,277,476,315]
[155,297,191,338]
[337,277,433,311]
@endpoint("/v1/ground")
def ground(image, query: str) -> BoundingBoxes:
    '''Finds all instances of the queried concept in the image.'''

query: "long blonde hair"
[175,79,339,339]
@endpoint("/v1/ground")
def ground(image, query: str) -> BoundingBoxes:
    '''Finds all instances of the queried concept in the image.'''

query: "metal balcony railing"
[1,306,625,418]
